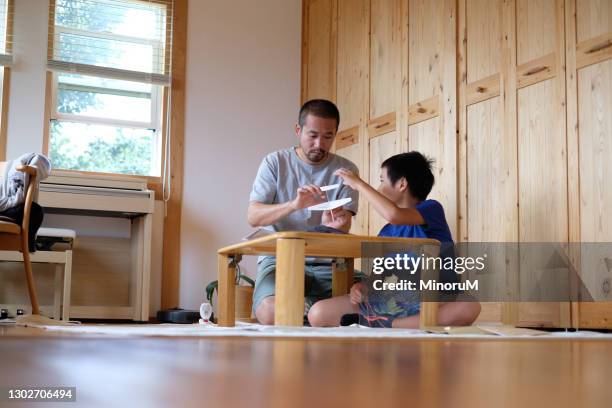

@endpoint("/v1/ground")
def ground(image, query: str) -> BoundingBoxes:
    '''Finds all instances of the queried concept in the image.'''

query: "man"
[248,99,360,325]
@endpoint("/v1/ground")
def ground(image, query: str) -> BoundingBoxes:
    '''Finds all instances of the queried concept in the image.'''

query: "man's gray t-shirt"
[249,147,359,232]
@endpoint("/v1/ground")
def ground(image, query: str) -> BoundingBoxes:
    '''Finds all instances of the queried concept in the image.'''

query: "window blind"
[0,0,13,66]
[47,0,173,85]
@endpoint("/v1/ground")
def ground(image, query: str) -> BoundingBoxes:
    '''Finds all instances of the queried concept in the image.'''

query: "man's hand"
[349,282,368,305]
[322,208,352,232]
[333,168,364,190]
[291,184,326,210]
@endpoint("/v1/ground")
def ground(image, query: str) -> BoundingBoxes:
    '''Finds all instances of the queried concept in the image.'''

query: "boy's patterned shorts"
[358,291,421,328]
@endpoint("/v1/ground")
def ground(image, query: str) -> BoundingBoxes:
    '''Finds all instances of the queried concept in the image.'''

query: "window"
[0,0,13,160]
[0,0,11,63]
[47,0,173,177]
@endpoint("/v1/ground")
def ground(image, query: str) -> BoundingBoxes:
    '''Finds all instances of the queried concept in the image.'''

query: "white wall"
[6,0,48,157]
[180,0,302,309]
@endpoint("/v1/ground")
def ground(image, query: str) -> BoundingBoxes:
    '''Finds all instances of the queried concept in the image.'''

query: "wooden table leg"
[420,244,439,329]
[419,302,439,329]
[332,258,354,296]
[217,254,236,327]
[274,238,305,326]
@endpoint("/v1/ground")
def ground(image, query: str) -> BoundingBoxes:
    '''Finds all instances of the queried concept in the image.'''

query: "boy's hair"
[381,151,435,201]
[298,99,340,131]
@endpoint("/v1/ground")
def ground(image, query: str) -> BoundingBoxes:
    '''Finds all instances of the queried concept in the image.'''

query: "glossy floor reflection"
[1,326,611,407]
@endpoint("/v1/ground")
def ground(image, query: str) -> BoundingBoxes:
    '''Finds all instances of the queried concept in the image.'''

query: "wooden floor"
[1,326,611,407]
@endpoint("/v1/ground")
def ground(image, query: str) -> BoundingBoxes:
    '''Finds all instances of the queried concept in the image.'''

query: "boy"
[308,151,481,328]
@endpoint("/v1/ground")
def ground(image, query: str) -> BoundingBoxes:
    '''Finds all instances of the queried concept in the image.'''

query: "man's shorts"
[252,257,366,315]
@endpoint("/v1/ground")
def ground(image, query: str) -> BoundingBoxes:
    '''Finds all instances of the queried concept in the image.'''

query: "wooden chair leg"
[21,239,40,315]
[63,250,72,321]
[54,264,63,319]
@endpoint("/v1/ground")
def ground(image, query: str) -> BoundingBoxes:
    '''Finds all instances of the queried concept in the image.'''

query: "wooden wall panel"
[369,0,401,120]
[466,100,503,242]
[566,0,612,328]
[576,0,612,42]
[340,142,368,235]
[513,0,569,327]
[461,0,509,324]
[336,0,369,236]
[517,80,568,244]
[336,0,368,130]
[368,131,399,235]
[461,0,508,245]
[517,79,569,327]
[517,0,556,64]
[406,0,457,238]
[408,118,452,218]
[367,0,404,237]
[408,0,442,104]
[465,98,507,323]
[578,61,612,243]
[576,59,612,326]
[302,0,337,102]
[466,0,502,83]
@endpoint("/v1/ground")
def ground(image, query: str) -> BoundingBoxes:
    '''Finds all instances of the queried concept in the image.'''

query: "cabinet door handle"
[586,40,612,54]
[525,66,549,76]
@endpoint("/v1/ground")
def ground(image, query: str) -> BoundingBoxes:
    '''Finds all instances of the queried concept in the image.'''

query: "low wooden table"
[217,231,440,328]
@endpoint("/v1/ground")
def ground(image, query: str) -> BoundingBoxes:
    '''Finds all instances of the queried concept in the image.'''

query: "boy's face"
[377,166,406,203]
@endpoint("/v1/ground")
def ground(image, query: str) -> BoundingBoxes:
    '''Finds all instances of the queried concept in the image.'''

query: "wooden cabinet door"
[515,0,570,328]
[301,0,337,103]
[567,0,612,328]
[367,0,403,236]
[335,0,369,236]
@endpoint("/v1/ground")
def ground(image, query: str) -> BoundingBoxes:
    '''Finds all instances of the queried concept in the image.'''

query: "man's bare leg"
[308,295,359,327]
[255,296,275,325]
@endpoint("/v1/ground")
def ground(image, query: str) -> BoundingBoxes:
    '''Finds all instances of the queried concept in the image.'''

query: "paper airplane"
[307,197,352,211]
[320,183,340,192]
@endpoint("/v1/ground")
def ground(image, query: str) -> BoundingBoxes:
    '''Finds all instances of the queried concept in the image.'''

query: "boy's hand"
[322,208,352,232]
[291,184,326,210]
[350,282,368,304]
[334,168,363,190]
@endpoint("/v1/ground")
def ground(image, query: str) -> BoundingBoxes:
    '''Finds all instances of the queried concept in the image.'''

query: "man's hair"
[298,99,340,130]
[381,151,435,201]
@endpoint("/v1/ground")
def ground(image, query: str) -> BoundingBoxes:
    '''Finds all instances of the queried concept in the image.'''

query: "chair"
[0,162,40,315]
[0,227,75,320]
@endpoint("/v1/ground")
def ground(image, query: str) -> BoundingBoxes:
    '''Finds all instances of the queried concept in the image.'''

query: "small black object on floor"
[156,308,201,324]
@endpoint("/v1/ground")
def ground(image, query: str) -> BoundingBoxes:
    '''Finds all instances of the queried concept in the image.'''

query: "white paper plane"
[307,197,352,211]
[320,183,340,192]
